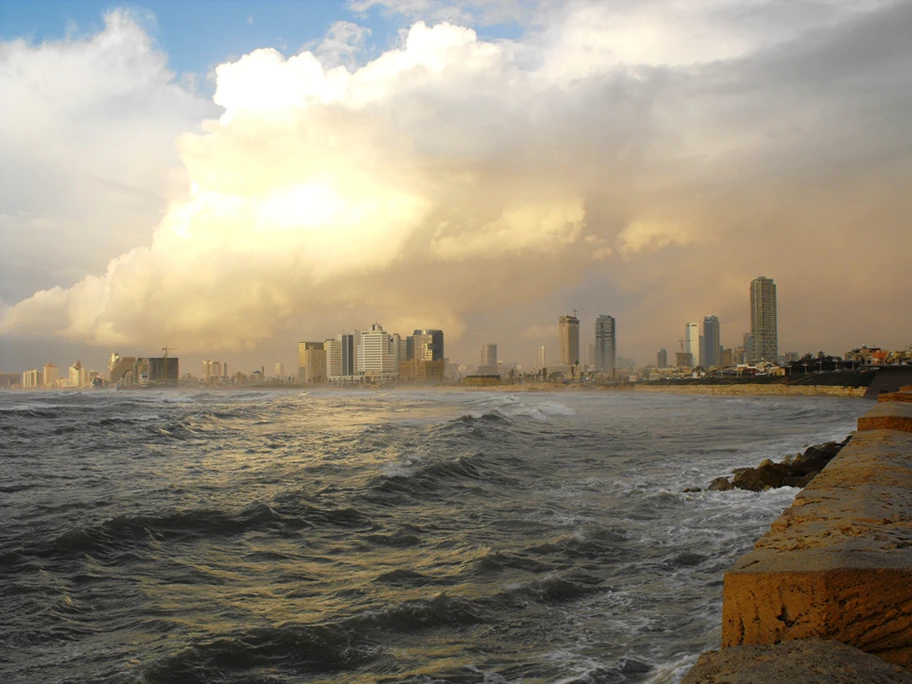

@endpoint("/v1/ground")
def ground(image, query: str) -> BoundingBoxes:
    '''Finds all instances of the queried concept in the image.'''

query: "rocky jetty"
[703,436,850,492]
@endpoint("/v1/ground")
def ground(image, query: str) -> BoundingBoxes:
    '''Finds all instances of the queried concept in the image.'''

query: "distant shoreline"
[631,384,867,397]
[2,382,869,397]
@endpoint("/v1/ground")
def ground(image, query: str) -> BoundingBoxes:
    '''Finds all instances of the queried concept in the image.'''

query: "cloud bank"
[2,2,910,365]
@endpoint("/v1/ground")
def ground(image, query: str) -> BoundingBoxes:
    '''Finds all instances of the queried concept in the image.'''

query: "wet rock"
[708,477,733,491]
[710,436,850,492]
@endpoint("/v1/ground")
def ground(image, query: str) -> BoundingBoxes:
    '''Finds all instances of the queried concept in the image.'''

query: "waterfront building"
[480,343,498,368]
[750,276,778,363]
[535,345,547,369]
[584,343,594,369]
[274,362,285,380]
[411,329,444,362]
[391,333,405,366]
[22,369,40,388]
[684,323,699,365]
[559,314,580,365]
[721,348,734,367]
[43,363,58,389]
[69,361,89,388]
[595,314,616,375]
[202,360,227,385]
[109,353,137,385]
[358,324,398,381]
[134,357,179,386]
[702,316,721,368]
[325,339,342,378]
[657,349,668,368]
[298,342,326,384]
[398,358,446,384]
[743,334,754,364]
[676,351,693,369]
[341,334,357,376]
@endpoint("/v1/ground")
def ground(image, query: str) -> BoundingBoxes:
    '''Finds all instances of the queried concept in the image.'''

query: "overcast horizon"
[1,0,910,375]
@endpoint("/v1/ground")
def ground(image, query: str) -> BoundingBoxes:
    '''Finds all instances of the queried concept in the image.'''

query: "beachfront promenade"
[683,389,912,682]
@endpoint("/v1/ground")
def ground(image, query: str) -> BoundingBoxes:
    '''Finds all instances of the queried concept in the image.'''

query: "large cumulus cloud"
[2,1,910,367]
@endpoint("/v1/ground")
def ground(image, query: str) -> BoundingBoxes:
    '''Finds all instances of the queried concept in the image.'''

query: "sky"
[1,0,910,376]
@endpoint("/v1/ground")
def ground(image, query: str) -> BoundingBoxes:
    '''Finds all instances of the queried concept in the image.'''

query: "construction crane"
[162,347,179,358]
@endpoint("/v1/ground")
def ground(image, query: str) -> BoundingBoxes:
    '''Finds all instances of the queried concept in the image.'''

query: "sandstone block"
[879,391,912,403]
[857,401,912,432]
[722,430,912,668]
[682,639,912,683]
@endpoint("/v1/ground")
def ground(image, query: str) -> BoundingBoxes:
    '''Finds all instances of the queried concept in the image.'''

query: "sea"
[0,388,864,684]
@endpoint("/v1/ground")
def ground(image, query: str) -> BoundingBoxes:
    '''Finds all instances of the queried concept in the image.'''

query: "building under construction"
[119,356,179,387]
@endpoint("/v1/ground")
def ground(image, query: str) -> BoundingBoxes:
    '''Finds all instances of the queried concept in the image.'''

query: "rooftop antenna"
[162,347,179,358]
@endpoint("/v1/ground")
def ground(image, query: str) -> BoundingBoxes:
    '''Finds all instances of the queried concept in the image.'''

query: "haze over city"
[1,0,910,376]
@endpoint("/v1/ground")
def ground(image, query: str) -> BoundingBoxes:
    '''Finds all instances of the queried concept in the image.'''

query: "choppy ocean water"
[0,388,863,683]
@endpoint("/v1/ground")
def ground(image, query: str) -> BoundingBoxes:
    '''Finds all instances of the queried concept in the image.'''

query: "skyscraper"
[411,329,445,362]
[750,276,778,363]
[702,315,721,368]
[594,314,616,375]
[559,314,580,365]
[43,362,59,389]
[684,322,699,367]
[297,342,326,384]
[535,345,547,369]
[359,323,398,380]
[480,343,497,367]
[657,349,668,368]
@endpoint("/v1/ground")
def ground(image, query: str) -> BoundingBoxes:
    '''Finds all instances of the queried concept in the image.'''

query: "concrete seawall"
[683,389,912,682]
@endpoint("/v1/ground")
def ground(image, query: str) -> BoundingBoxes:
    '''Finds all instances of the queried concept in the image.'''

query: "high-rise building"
[109,353,137,385]
[134,357,179,386]
[202,360,227,384]
[535,345,547,369]
[559,314,580,365]
[43,363,58,389]
[274,362,285,380]
[595,314,616,375]
[750,276,778,363]
[480,344,497,367]
[391,333,405,366]
[69,361,89,388]
[298,342,326,384]
[684,322,699,365]
[324,339,342,378]
[411,329,444,362]
[324,334,357,381]
[22,369,40,388]
[702,315,721,368]
[657,349,668,368]
[358,324,398,380]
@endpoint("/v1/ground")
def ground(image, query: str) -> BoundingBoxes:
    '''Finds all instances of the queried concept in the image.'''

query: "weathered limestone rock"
[682,639,912,683]
[708,477,733,491]
[721,429,912,668]
[857,401,912,432]
[879,392,912,404]
[711,438,848,492]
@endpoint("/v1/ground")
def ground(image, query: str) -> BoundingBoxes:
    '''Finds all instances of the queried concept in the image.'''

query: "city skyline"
[1,2,910,373]
[4,275,908,383]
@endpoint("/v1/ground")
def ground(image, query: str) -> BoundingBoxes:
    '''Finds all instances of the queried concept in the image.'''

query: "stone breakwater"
[683,389,912,682]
